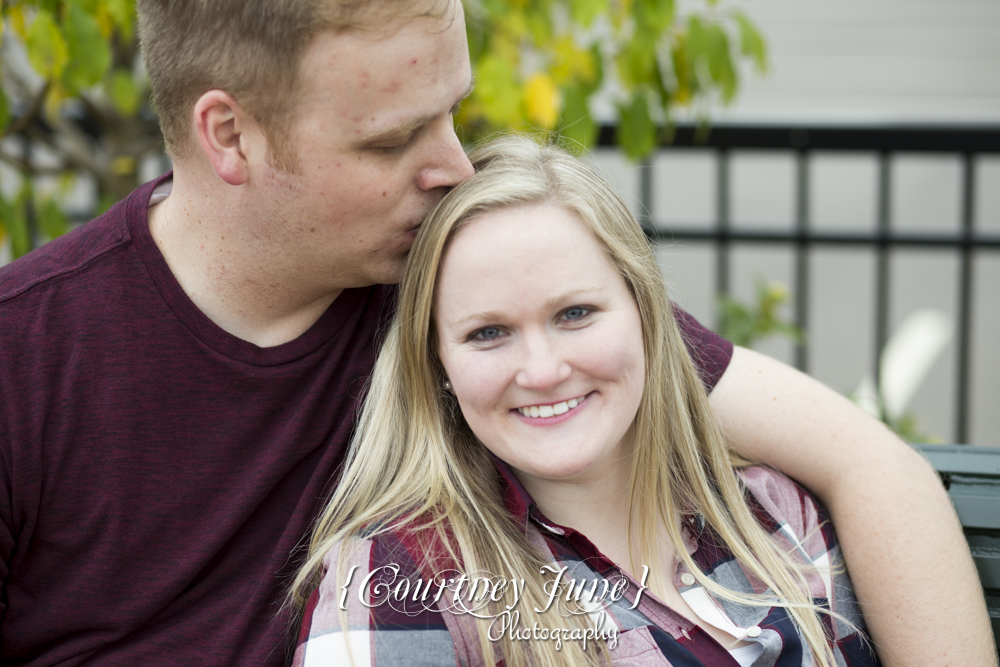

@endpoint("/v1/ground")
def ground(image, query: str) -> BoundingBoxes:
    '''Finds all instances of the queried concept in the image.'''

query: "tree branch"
[3,80,50,138]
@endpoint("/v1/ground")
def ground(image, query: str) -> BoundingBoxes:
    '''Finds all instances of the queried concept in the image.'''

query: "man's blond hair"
[137,0,451,170]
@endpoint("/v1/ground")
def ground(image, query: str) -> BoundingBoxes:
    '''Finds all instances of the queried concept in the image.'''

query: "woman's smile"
[513,392,590,421]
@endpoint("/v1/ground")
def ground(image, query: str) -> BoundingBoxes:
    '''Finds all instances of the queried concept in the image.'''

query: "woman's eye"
[561,306,591,322]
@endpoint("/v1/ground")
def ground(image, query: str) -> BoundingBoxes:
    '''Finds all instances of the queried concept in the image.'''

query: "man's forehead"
[320,0,459,40]
[302,2,466,83]
[295,6,471,139]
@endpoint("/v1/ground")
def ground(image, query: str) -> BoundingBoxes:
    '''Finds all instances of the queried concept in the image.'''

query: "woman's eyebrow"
[447,287,606,328]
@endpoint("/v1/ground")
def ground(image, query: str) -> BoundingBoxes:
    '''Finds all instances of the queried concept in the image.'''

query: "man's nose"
[514,334,572,392]
[416,117,474,191]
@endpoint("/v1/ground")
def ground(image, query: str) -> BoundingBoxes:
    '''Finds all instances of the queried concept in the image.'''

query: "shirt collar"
[493,455,534,530]
[493,456,705,567]
[492,457,625,573]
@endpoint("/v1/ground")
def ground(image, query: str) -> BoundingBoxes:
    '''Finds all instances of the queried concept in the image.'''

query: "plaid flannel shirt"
[293,465,880,666]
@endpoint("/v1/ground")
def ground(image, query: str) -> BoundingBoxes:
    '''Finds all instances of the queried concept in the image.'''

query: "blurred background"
[0,0,997,445]
[585,0,1000,446]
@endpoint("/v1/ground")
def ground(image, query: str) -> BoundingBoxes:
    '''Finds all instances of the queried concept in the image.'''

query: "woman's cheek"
[578,323,645,382]
[450,352,511,412]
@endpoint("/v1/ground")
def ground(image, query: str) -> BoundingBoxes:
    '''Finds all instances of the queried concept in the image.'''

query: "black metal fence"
[599,123,1000,443]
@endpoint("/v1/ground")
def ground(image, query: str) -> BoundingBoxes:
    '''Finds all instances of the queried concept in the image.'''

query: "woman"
[289,136,879,667]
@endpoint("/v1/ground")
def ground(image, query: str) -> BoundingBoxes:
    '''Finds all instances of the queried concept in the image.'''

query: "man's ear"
[193,90,255,186]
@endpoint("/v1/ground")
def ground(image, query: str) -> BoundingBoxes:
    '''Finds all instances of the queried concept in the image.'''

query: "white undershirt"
[729,642,764,667]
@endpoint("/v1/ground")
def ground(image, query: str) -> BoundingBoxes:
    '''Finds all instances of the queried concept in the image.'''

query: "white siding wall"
[720,0,1000,123]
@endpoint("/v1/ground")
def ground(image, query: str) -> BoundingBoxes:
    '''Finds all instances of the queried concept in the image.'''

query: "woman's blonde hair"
[290,135,842,667]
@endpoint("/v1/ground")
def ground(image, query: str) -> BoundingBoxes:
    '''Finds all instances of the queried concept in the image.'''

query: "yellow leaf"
[10,6,28,40]
[498,9,528,41]
[551,35,596,86]
[44,81,66,118]
[524,72,560,130]
[27,10,69,80]
[491,34,521,70]
[96,4,115,39]
[612,0,634,28]
[112,155,136,176]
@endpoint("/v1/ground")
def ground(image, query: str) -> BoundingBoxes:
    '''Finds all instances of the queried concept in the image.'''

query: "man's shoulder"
[0,182,152,308]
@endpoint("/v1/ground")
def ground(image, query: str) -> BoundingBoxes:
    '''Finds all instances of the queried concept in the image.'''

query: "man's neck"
[147,169,342,348]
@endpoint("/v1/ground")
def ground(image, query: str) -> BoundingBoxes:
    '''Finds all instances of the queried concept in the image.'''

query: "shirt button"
[680,573,696,586]
[746,626,762,638]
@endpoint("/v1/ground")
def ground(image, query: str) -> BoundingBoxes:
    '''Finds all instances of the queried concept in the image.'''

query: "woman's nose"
[514,334,572,391]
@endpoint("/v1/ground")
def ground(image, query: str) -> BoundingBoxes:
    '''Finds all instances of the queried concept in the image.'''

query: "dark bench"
[911,443,1000,652]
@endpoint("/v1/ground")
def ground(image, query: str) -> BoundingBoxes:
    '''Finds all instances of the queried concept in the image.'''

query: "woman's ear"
[192,90,254,186]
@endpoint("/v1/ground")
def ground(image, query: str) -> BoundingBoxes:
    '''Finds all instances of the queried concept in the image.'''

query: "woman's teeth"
[517,396,586,418]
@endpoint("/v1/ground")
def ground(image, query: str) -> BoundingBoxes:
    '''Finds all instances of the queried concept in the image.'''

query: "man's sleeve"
[673,306,733,393]
[0,445,11,621]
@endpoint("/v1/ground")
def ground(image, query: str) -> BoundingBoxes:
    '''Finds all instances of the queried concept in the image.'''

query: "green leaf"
[650,54,672,109]
[525,5,552,46]
[703,23,737,102]
[587,43,605,95]
[617,27,657,88]
[62,4,113,91]
[686,16,708,57]
[1,189,31,260]
[108,68,141,116]
[671,36,694,104]
[480,0,508,17]
[734,11,768,73]
[570,0,608,28]
[0,86,10,133]
[558,84,596,151]
[105,0,137,40]
[473,55,521,127]
[717,294,753,346]
[26,10,69,80]
[39,198,68,240]
[66,0,100,14]
[617,93,656,161]
[716,279,805,348]
[635,0,674,34]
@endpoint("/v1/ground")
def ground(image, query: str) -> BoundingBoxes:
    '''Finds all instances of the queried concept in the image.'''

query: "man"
[0,0,992,665]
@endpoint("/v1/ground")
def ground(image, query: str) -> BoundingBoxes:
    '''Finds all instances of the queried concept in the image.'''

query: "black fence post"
[794,149,810,373]
[715,149,731,332]
[874,151,892,405]
[956,154,975,443]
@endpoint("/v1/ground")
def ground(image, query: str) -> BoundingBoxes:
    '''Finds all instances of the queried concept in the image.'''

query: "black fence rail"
[599,123,1000,444]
